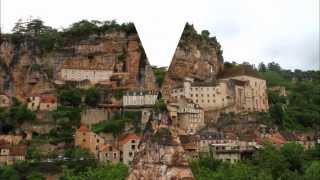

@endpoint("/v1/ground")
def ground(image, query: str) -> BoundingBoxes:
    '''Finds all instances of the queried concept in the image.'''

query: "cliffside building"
[168,97,205,134]
[119,133,141,165]
[60,59,113,84]
[171,67,269,114]
[123,90,159,108]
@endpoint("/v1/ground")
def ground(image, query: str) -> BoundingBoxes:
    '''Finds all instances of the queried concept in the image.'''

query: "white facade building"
[123,91,159,107]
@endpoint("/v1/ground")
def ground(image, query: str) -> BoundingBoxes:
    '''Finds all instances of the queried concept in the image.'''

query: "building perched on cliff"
[170,78,233,111]
[123,90,159,108]
[75,125,141,165]
[170,67,269,114]
[60,59,114,84]
[167,97,205,134]
[219,66,269,112]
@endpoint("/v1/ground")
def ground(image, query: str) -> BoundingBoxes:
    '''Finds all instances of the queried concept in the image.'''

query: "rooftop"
[119,133,140,145]
[78,125,90,133]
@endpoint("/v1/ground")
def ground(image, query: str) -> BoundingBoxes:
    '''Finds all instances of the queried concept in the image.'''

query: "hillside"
[0,19,157,102]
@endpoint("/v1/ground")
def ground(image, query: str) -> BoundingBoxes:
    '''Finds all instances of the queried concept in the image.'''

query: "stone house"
[27,96,41,111]
[198,131,225,152]
[98,143,120,163]
[39,94,57,111]
[0,94,11,108]
[0,140,27,165]
[118,133,141,165]
[168,97,205,134]
[123,90,159,107]
[75,125,105,157]
[179,135,200,160]
[210,140,241,163]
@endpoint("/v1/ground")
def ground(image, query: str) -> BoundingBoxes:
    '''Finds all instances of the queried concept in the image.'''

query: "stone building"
[39,94,57,111]
[0,140,27,165]
[98,143,120,163]
[168,97,205,134]
[60,59,113,84]
[171,67,269,114]
[210,140,241,163]
[118,133,141,165]
[179,135,200,160]
[219,67,269,112]
[27,96,41,111]
[81,109,110,128]
[123,90,159,108]
[0,94,11,108]
[75,125,105,157]
[170,78,233,111]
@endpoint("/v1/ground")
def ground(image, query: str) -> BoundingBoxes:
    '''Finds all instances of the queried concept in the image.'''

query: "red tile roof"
[40,95,57,104]
[78,125,90,133]
[257,133,286,146]
[119,133,140,145]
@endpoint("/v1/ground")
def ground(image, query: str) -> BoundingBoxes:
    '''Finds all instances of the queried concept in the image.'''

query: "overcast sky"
[1,0,319,70]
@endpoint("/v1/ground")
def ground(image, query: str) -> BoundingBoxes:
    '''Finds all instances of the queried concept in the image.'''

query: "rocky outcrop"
[128,128,194,180]
[161,23,224,98]
[0,27,157,101]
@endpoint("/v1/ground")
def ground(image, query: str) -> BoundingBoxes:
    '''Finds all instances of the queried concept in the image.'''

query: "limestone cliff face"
[161,24,224,98]
[128,128,194,180]
[0,29,157,101]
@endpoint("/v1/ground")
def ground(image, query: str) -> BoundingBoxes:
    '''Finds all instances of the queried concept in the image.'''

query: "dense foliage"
[61,163,128,180]
[58,88,82,107]
[84,87,101,107]
[257,62,320,130]
[0,100,36,133]
[152,66,167,87]
[92,111,141,136]
[191,142,320,180]
[224,61,320,131]
[10,18,137,52]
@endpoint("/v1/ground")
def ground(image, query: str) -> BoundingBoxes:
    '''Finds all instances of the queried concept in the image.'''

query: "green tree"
[201,30,210,40]
[258,62,267,72]
[255,142,288,179]
[267,61,281,72]
[152,66,167,87]
[85,87,101,107]
[61,163,128,180]
[0,166,20,180]
[304,161,320,180]
[280,142,305,172]
[59,88,82,107]
[26,172,45,180]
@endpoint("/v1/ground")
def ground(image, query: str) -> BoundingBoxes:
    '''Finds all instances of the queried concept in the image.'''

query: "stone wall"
[81,108,110,127]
